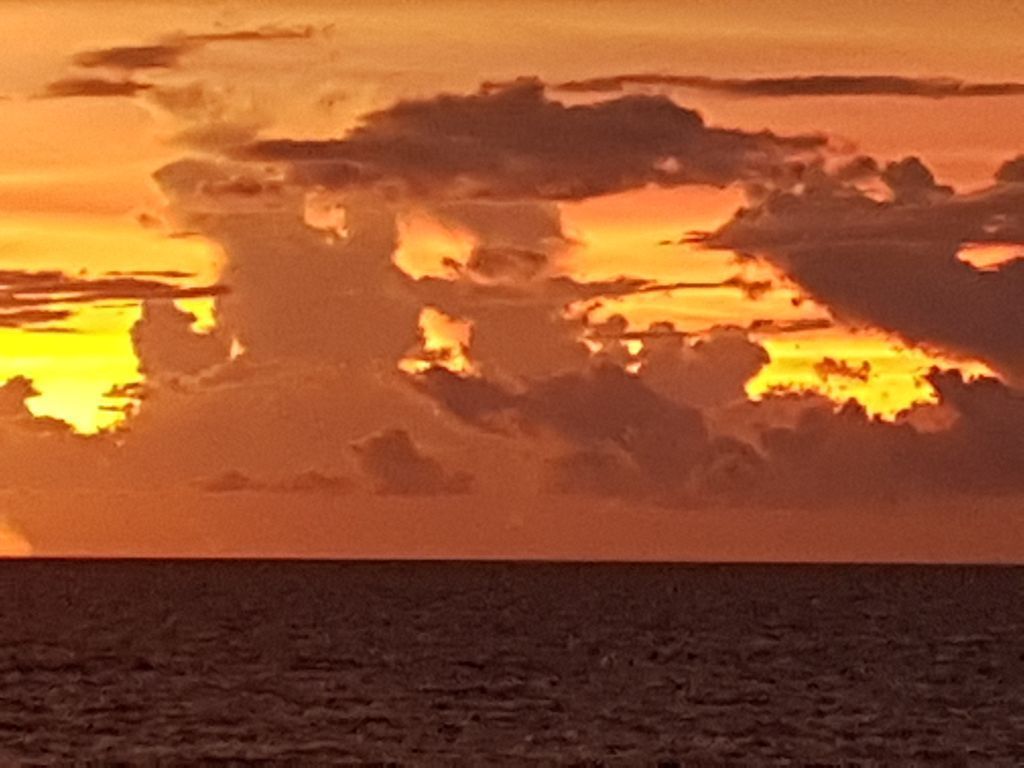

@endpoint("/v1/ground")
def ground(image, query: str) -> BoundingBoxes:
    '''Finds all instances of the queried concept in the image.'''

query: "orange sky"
[0,1,1022,559]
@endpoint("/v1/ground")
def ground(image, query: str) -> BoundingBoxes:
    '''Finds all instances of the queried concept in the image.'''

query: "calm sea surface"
[0,561,1021,764]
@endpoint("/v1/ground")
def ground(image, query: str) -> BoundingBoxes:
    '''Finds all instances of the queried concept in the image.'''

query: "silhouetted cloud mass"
[700,156,1024,382]
[351,428,472,495]
[244,78,826,200]
[411,363,1024,507]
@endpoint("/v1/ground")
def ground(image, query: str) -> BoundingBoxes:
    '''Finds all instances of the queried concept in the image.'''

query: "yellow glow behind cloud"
[748,330,997,418]
[0,214,223,433]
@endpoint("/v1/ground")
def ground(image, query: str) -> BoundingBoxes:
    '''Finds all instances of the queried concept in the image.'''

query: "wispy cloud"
[556,73,1024,99]
[42,77,154,98]
[67,25,319,74]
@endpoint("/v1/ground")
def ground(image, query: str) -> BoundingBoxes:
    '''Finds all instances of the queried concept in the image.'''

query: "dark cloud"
[42,77,154,98]
[198,469,261,492]
[414,274,650,379]
[881,157,953,204]
[351,428,472,496]
[67,25,319,74]
[459,246,548,283]
[747,318,834,335]
[244,78,826,201]
[198,468,352,494]
[106,270,196,279]
[411,366,713,495]
[428,198,569,284]
[197,174,284,198]
[0,270,225,310]
[556,73,1024,99]
[996,156,1024,183]
[757,370,1024,504]
[0,270,224,333]
[413,361,1024,507]
[636,326,770,409]
[0,309,73,328]
[72,44,186,71]
[413,362,782,505]
[432,199,566,250]
[701,157,1024,381]
[180,25,317,45]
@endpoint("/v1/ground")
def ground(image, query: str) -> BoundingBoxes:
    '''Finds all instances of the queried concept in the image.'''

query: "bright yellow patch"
[400,307,476,376]
[0,214,223,433]
[747,329,996,418]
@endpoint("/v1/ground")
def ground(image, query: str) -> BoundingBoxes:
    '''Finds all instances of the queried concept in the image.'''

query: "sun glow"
[0,214,224,433]
[399,307,476,376]
[393,210,477,279]
[747,330,997,418]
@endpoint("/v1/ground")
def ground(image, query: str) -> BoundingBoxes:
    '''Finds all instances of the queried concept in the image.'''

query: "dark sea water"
[0,561,1021,764]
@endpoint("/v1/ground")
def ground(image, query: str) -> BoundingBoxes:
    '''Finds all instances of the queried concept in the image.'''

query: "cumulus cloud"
[244,78,826,201]
[633,325,770,409]
[409,365,721,501]
[756,370,1024,505]
[412,358,1024,508]
[154,159,420,367]
[556,73,1024,99]
[21,34,1024,551]
[880,157,953,204]
[131,300,232,379]
[414,274,650,379]
[351,428,472,495]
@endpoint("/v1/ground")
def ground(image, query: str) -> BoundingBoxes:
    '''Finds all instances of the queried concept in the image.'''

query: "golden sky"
[0,0,1022,559]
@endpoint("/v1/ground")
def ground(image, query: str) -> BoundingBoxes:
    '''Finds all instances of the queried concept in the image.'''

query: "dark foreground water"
[0,561,1021,764]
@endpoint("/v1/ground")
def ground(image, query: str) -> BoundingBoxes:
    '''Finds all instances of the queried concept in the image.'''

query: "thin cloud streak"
[69,25,319,73]
[555,74,1024,99]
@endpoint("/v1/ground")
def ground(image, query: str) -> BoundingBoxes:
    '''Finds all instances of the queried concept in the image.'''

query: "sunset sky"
[0,0,1022,559]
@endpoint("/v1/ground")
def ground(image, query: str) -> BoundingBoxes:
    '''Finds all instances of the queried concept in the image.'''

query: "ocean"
[0,561,1020,763]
